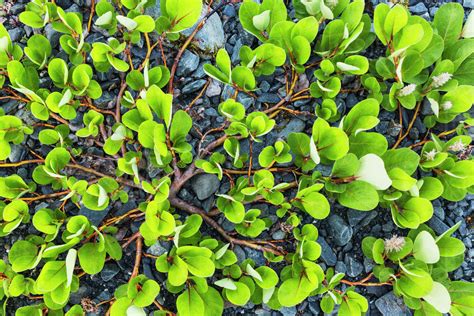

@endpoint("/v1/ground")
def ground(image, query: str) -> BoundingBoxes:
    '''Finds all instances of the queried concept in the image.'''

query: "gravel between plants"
[0,0,473,315]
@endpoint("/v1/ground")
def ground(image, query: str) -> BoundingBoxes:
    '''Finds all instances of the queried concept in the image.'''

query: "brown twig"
[169,196,285,256]
[130,235,143,279]
[392,101,421,149]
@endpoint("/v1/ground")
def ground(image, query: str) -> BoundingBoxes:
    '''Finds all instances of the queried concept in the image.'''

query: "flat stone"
[428,216,450,235]
[183,7,225,53]
[181,79,207,94]
[317,237,337,266]
[100,263,120,281]
[206,80,222,97]
[410,3,428,14]
[277,118,306,138]
[464,0,474,9]
[177,50,200,77]
[147,241,169,256]
[375,292,411,316]
[345,255,364,278]
[79,206,110,226]
[327,215,353,246]
[191,174,220,200]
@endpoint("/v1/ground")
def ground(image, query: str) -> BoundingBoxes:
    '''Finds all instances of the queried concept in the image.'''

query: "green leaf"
[225,281,251,306]
[338,181,379,211]
[78,243,106,274]
[433,3,464,47]
[36,261,67,292]
[177,287,205,316]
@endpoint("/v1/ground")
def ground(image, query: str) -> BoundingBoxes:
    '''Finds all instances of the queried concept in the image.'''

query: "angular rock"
[177,50,200,77]
[318,237,337,266]
[375,292,411,316]
[327,215,353,246]
[183,7,225,52]
[191,174,220,200]
[100,263,120,282]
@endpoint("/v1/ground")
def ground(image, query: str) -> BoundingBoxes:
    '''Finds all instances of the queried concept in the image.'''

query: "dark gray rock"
[345,255,364,278]
[279,306,297,316]
[347,209,369,227]
[45,24,60,49]
[8,28,22,43]
[277,118,305,138]
[8,145,26,163]
[327,215,353,246]
[191,173,220,200]
[318,237,337,266]
[428,216,450,235]
[147,241,169,256]
[100,263,120,281]
[177,50,200,77]
[79,206,110,226]
[206,80,222,97]
[245,248,266,266]
[375,292,411,316]
[181,79,207,94]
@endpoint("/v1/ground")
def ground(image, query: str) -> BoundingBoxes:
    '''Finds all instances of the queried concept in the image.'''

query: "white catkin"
[432,72,452,88]
[397,84,417,97]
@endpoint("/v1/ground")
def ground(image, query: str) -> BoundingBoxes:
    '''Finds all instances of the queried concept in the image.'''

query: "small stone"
[177,50,200,77]
[278,118,306,138]
[147,241,169,256]
[257,93,281,104]
[191,174,220,200]
[181,79,207,94]
[279,306,297,316]
[347,209,368,227]
[223,4,236,17]
[45,24,60,49]
[79,206,110,226]
[327,215,353,246]
[272,230,286,240]
[335,261,347,274]
[100,263,120,282]
[410,3,428,15]
[245,248,266,266]
[236,93,255,109]
[233,245,246,263]
[464,0,474,9]
[375,292,411,316]
[183,7,225,52]
[428,216,450,235]
[206,80,222,97]
[318,237,337,266]
[346,94,359,108]
[345,256,364,277]
[8,29,22,43]
[8,145,26,163]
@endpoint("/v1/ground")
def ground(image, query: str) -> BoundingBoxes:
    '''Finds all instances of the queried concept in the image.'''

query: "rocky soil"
[0,0,473,315]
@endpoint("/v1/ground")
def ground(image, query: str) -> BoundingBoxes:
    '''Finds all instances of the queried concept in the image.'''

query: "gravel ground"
[0,0,473,315]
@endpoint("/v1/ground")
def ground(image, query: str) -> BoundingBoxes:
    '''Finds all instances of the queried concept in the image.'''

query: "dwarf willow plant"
[1,0,474,315]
